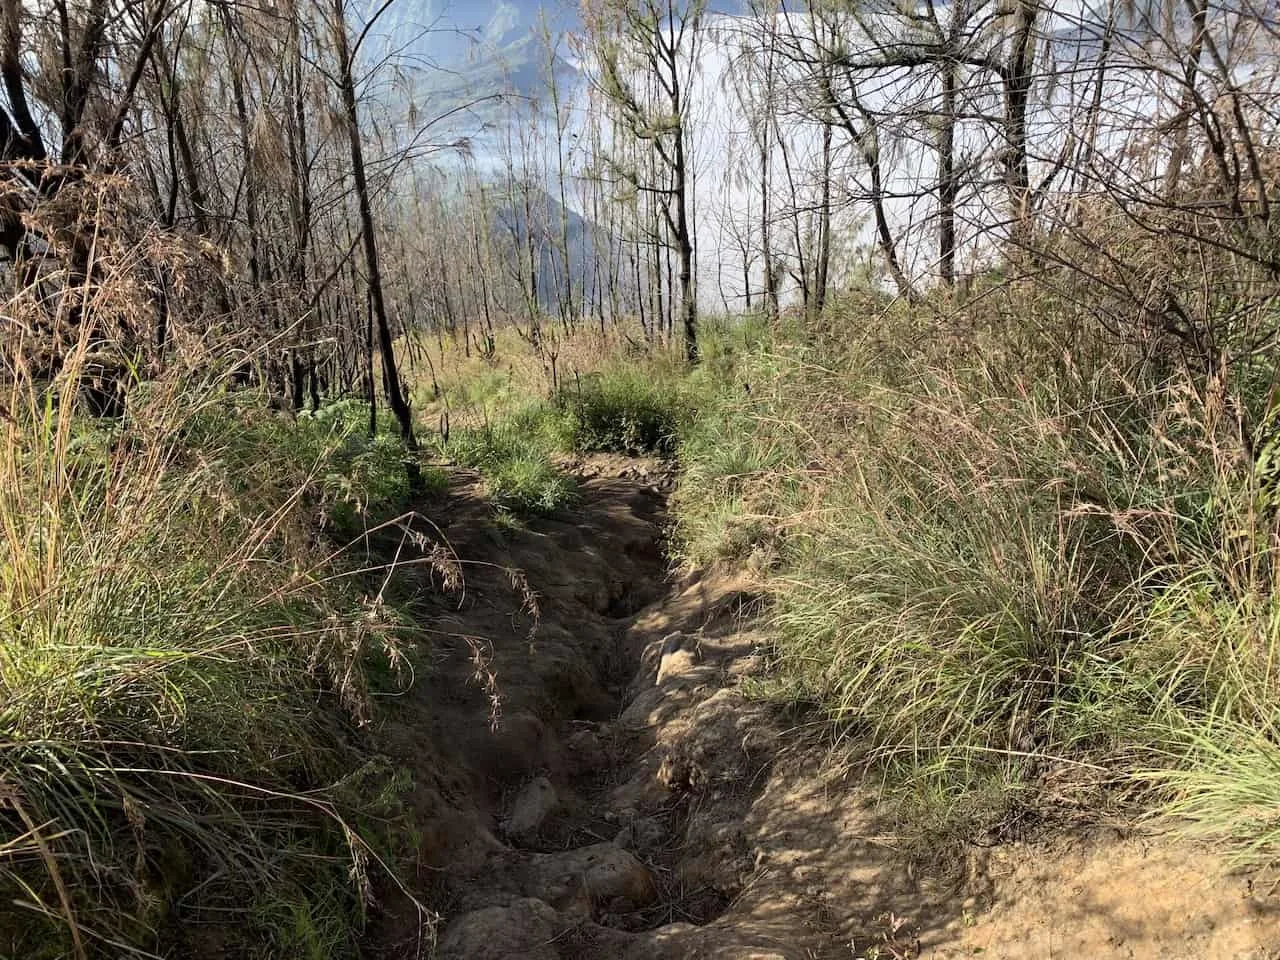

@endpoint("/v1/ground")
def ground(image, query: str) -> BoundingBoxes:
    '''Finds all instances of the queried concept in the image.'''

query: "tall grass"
[669,293,1280,863]
[0,283,416,954]
[442,405,579,514]
[420,300,1280,864]
[1115,379,1280,865]
[553,358,693,455]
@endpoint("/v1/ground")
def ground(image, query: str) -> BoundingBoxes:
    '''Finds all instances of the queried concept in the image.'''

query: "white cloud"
[484,2,520,44]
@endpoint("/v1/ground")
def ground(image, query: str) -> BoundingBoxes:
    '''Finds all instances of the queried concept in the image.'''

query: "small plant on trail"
[853,911,919,959]
[441,407,578,515]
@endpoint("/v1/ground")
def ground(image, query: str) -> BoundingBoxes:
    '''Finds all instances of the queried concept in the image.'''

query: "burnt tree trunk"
[329,0,419,462]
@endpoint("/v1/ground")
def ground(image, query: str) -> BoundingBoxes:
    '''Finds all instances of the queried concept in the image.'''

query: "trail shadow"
[606,569,1280,959]
[356,462,675,954]
[590,568,972,959]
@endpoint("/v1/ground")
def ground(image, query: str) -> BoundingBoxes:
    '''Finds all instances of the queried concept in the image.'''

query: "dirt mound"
[367,460,1280,960]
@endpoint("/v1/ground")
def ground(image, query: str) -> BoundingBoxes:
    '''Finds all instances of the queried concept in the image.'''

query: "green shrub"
[554,363,691,455]
[485,450,578,514]
[291,400,447,514]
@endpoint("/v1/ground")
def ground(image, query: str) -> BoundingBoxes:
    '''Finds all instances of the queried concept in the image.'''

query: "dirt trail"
[370,459,1280,960]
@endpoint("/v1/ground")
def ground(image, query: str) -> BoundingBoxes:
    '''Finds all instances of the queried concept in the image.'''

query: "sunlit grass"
[668,292,1280,863]
[415,294,1280,870]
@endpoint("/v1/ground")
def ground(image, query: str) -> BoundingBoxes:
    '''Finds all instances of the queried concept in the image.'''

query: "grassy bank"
[673,294,1280,860]
[0,335,427,957]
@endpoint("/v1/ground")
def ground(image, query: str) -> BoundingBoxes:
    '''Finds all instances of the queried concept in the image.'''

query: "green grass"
[1138,718,1280,865]
[422,315,773,518]
[440,404,578,515]
[664,294,1280,864]
[422,299,1280,869]
[0,340,423,957]
[552,359,693,455]
[436,350,710,513]
[673,327,1132,837]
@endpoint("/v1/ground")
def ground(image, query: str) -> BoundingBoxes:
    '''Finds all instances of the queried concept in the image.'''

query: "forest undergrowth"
[11,282,1280,955]
[20,279,1280,956]
[4,0,1277,952]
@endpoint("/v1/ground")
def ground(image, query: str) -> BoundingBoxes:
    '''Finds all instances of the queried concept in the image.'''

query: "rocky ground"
[365,458,1280,960]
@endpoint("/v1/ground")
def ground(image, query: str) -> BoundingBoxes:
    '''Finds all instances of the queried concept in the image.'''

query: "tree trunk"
[1004,0,1039,242]
[939,59,958,287]
[674,123,697,363]
[828,76,918,302]
[814,111,832,313]
[1162,0,1208,201]
[330,0,418,460]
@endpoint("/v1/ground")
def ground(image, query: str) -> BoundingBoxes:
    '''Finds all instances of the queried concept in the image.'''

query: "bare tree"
[585,0,707,362]
[327,0,418,457]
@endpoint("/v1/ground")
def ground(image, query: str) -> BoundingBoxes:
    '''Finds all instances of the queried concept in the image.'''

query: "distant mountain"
[1047,0,1280,56]
[492,183,605,313]
[357,0,581,159]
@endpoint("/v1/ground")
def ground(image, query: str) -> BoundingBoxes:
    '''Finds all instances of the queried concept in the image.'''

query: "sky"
[360,0,753,105]
[357,0,763,171]
[357,1,584,162]
[365,0,580,85]
[351,0,1222,309]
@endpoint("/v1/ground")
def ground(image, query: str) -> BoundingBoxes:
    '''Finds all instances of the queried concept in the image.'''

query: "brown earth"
[365,458,1280,960]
